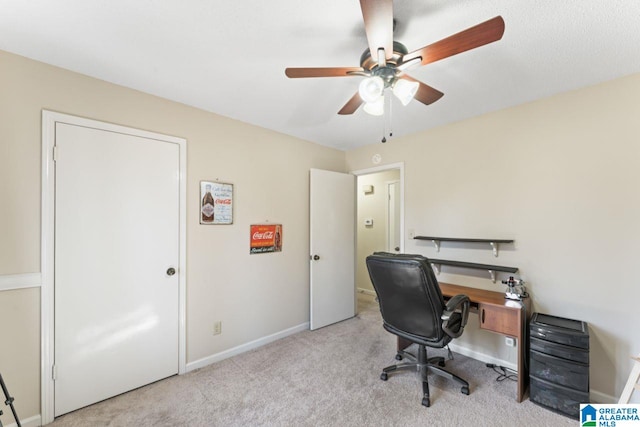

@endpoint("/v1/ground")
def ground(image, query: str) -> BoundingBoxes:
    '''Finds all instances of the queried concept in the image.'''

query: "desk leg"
[516,307,529,402]
[516,339,524,402]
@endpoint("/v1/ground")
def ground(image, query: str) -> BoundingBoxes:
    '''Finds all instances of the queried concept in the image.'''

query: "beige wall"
[0,49,346,424]
[0,288,40,424]
[346,72,640,402]
[356,170,400,294]
[3,45,639,423]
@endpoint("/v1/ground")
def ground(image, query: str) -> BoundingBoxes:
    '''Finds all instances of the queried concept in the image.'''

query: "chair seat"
[384,311,463,349]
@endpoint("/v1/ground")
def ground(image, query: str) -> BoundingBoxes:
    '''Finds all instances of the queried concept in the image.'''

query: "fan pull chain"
[388,95,393,138]
[381,93,392,143]
[381,91,387,143]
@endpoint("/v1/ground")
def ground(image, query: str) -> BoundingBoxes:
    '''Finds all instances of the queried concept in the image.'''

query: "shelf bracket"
[431,263,441,275]
[490,241,499,257]
[488,269,496,283]
[432,240,440,252]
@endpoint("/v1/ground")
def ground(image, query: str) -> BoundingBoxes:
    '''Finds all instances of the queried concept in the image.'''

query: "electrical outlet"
[505,337,515,347]
[213,321,222,335]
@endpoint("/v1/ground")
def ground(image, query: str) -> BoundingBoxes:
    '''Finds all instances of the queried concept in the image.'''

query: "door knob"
[395,247,400,251]
[166,267,176,276]
[313,255,320,261]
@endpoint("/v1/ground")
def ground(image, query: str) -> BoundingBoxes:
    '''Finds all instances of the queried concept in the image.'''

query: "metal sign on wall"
[200,181,233,224]
[250,224,282,254]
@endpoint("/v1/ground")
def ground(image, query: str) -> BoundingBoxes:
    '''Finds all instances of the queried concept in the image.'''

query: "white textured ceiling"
[1,1,639,150]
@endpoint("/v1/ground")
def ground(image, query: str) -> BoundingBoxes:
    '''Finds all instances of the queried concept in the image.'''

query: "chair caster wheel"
[380,373,388,381]
[461,386,469,395]
[421,397,430,407]
[395,354,403,361]
[438,360,446,367]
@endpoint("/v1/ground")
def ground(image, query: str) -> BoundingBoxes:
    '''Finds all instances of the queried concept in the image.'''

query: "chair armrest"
[441,294,470,338]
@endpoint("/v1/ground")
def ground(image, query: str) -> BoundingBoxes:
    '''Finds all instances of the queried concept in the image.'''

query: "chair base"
[379,345,469,407]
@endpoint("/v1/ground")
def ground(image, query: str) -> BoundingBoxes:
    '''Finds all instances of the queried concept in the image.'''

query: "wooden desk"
[397,282,531,402]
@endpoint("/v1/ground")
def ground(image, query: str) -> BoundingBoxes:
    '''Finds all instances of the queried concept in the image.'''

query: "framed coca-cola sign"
[250,224,282,254]
[200,181,233,224]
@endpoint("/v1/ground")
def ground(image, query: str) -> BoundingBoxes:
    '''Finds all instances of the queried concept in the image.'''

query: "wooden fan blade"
[401,76,444,105]
[403,16,505,67]
[360,0,394,61]
[285,67,365,78]
[338,92,364,115]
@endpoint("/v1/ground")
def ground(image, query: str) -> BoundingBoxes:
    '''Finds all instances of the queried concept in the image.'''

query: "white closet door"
[54,123,180,416]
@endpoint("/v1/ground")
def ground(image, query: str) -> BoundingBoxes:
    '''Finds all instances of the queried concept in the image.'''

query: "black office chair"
[365,252,471,407]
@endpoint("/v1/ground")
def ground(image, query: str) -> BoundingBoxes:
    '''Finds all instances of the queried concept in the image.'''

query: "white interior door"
[309,169,355,330]
[54,123,180,416]
[387,181,401,252]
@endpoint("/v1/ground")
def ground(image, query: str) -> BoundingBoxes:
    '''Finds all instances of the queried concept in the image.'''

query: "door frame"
[352,161,405,266]
[40,111,187,424]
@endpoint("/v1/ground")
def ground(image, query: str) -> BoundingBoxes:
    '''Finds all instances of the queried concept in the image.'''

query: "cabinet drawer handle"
[481,308,485,324]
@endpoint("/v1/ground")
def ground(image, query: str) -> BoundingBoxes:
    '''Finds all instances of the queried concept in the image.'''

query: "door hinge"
[52,364,57,381]
[53,145,58,162]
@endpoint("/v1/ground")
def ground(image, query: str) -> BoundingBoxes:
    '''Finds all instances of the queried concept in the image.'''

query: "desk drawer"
[479,303,520,337]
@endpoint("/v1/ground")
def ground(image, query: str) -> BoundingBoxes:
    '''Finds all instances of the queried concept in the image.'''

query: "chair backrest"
[366,252,448,345]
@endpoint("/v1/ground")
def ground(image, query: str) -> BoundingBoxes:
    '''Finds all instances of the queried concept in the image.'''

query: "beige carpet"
[50,294,574,426]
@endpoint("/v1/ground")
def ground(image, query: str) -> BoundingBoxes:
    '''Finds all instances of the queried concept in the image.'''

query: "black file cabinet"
[529,313,589,419]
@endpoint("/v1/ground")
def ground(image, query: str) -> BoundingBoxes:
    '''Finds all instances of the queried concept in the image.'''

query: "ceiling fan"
[285,0,505,116]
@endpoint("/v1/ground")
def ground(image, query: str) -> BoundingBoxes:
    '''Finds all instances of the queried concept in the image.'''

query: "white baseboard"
[587,389,617,404]
[186,322,310,372]
[448,342,517,372]
[357,288,376,296]
[0,273,41,292]
[3,414,41,427]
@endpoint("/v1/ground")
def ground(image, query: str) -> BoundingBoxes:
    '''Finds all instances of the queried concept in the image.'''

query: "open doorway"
[352,163,404,314]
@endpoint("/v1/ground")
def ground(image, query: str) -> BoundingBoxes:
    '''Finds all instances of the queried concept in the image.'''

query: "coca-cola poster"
[250,224,282,254]
[200,181,233,224]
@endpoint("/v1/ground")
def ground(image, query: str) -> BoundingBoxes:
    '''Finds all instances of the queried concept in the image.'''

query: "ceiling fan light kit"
[285,0,505,127]
[358,65,420,114]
